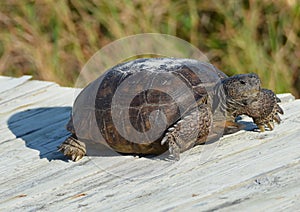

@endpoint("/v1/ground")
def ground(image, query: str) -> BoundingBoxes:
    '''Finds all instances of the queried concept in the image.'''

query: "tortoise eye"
[240,80,246,84]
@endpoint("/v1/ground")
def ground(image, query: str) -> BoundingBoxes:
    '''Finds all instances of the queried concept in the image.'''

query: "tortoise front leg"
[244,89,284,132]
[161,105,211,160]
[58,135,86,161]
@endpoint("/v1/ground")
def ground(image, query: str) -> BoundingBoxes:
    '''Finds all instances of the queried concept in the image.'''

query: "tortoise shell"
[69,58,227,155]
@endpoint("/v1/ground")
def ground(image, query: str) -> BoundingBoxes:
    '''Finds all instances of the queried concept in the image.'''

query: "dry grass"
[0,0,299,96]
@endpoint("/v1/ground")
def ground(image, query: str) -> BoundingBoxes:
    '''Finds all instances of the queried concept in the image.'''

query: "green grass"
[0,0,299,97]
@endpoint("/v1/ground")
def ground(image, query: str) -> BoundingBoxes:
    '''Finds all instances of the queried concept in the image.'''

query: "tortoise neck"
[225,98,244,119]
[216,80,244,119]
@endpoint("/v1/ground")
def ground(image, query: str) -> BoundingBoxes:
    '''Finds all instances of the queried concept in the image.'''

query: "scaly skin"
[161,104,211,160]
[236,88,284,132]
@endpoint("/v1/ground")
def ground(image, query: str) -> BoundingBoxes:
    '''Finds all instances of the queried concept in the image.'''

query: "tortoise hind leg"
[58,135,86,161]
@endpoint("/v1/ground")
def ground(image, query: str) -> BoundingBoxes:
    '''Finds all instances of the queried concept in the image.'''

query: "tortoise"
[58,58,283,161]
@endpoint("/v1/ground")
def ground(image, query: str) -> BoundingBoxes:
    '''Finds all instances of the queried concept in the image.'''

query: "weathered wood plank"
[175,161,300,211]
[0,81,76,129]
[0,77,299,211]
[0,75,32,94]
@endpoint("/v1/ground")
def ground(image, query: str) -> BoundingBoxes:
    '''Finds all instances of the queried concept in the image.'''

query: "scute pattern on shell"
[93,58,224,154]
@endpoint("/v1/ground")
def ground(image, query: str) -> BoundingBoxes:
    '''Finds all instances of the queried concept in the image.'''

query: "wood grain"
[0,75,299,211]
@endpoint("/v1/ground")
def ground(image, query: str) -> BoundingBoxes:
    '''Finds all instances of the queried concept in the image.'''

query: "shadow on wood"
[7,107,72,161]
[7,107,133,161]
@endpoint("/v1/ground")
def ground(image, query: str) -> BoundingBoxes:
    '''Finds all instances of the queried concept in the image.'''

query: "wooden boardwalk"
[0,75,299,211]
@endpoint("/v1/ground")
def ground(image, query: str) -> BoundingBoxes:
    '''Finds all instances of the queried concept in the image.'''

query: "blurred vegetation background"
[0,0,299,97]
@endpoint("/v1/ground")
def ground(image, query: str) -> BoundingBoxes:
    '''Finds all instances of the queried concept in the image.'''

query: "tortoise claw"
[275,96,281,103]
[277,105,284,115]
[258,125,265,132]
[257,121,276,132]
[161,134,168,145]
[274,114,281,124]
[71,153,84,162]
[58,136,86,162]
[267,122,274,131]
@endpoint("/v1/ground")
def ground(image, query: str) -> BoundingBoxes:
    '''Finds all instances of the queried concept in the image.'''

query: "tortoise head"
[222,73,261,105]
